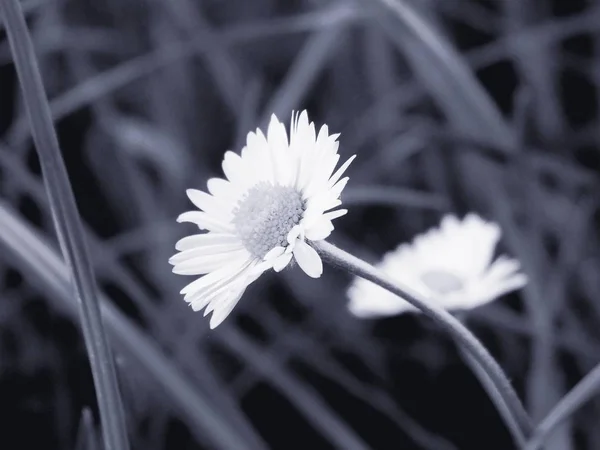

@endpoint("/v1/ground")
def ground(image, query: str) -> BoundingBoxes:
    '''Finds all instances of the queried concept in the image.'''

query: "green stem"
[0,1,129,449]
[315,240,532,447]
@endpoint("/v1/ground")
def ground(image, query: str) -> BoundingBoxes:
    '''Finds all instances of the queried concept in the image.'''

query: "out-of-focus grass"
[2,0,600,448]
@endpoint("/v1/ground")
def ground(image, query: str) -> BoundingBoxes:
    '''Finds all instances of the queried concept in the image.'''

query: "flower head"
[347,214,527,318]
[170,111,354,328]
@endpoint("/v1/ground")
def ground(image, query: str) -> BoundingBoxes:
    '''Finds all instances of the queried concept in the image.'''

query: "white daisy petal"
[347,214,526,318]
[264,246,286,261]
[273,252,293,272]
[185,259,253,304]
[327,155,356,188]
[169,242,245,265]
[177,211,233,233]
[172,249,249,275]
[322,209,347,222]
[181,256,250,297]
[172,111,351,327]
[207,264,265,327]
[175,233,239,251]
[206,178,240,202]
[222,151,246,185]
[287,224,303,246]
[186,189,234,222]
[293,240,323,278]
[305,219,334,241]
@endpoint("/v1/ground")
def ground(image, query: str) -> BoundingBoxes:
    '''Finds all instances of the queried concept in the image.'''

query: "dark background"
[1,0,600,449]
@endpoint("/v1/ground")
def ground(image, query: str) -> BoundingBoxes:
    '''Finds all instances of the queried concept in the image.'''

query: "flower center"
[420,270,464,295]
[232,182,305,259]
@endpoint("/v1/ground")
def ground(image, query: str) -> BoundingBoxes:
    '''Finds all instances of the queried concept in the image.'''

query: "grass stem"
[0,1,129,448]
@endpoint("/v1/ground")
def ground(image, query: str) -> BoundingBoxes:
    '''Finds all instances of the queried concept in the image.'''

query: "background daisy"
[348,214,527,318]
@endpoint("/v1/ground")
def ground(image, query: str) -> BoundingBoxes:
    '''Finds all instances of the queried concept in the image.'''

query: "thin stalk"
[454,313,526,447]
[315,240,532,446]
[458,345,526,447]
[525,362,600,450]
[0,1,129,449]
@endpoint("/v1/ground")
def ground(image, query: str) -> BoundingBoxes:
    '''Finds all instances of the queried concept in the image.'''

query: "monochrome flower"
[170,111,354,328]
[347,214,527,318]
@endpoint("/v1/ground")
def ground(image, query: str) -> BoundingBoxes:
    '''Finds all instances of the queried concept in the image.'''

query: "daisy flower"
[170,111,355,328]
[347,214,527,318]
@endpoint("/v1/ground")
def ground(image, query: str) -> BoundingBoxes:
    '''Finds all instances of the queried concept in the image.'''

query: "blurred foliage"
[1,0,600,449]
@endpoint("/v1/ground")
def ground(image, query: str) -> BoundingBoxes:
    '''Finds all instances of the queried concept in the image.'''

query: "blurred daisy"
[170,111,355,328]
[347,214,527,318]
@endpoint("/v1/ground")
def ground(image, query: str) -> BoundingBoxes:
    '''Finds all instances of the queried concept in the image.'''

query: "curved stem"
[315,240,532,446]
[524,361,600,450]
[458,345,527,447]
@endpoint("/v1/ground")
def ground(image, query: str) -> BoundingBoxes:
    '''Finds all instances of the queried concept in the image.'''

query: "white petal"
[177,211,233,233]
[322,209,347,222]
[175,233,239,251]
[293,240,323,278]
[286,225,303,246]
[181,256,250,296]
[184,258,253,303]
[208,265,264,328]
[208,288,245,328]
[273,252,293,272]
[222,151,252,188]
[305,219,334,241]
[173,249,249,275]
[267,114,293,185]
[327,155,356,188]
[169,242,245,265]
[264,246,285,261]
[268,114,289,150]
[206,177,240,202]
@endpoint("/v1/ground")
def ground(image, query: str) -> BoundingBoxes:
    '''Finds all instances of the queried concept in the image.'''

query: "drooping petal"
[184,258,253,303]
[207,264,264,328]
[293,240,323,278]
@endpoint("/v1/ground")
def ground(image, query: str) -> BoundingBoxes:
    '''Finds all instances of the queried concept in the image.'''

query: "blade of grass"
[502,1,564,141]
[0,200,261,450]
[219,327,372,450]
[359,0,515,148]
[0,141,269,449]
[525,362,600,450]
[6,5,357,149]
[0,1,129,448]
[260,26,344,128]
[0,26,127,65]
[1,132,348,449]
[343,185,448,210]
[75,408,100,450]
[235,302,459,450]
[160,0,244,115]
